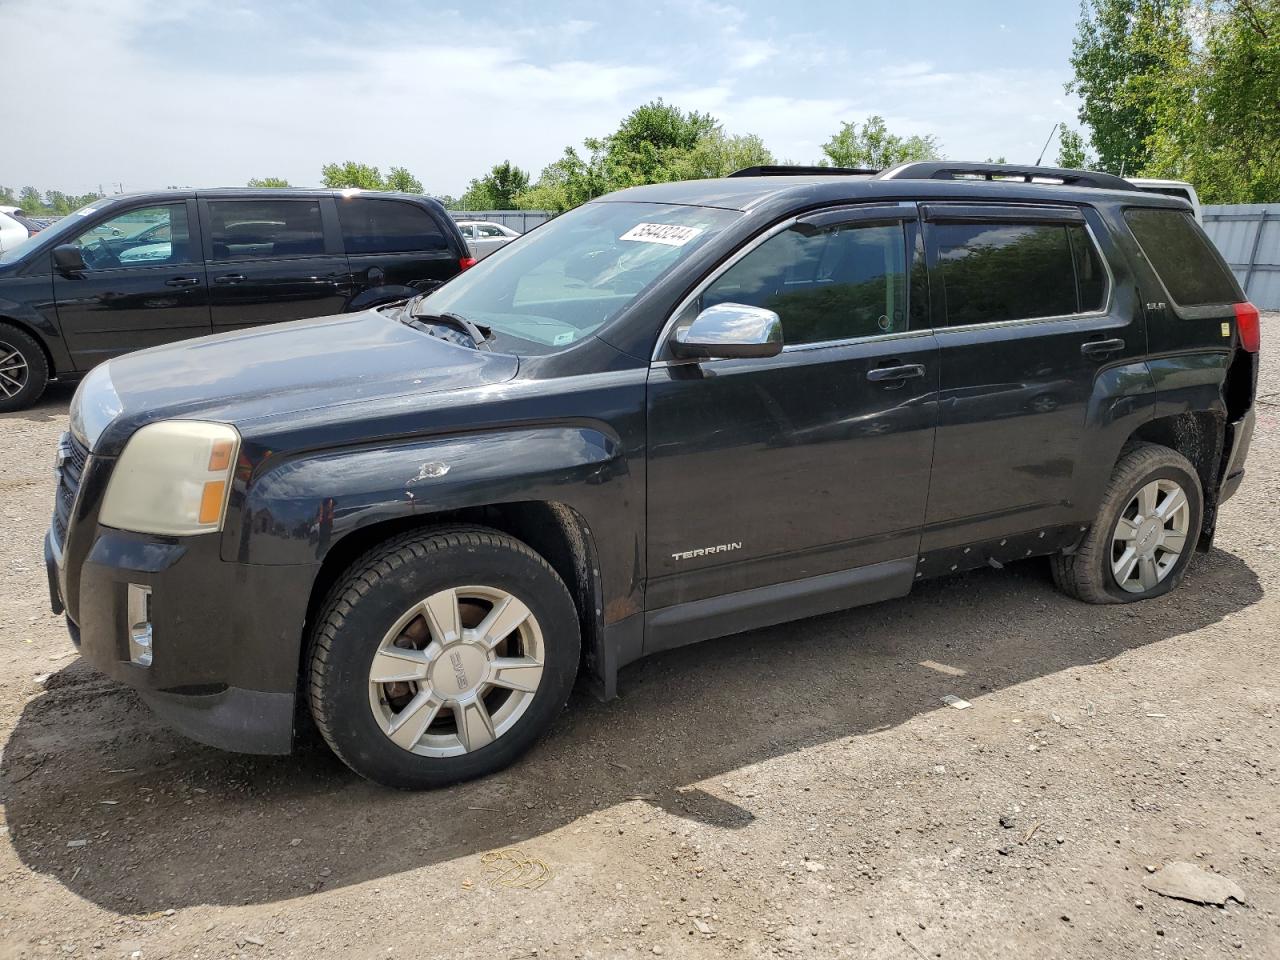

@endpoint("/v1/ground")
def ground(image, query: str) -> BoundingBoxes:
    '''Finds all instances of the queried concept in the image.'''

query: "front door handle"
[213,273,246,285]
[867,363,926,383]
[1081,337,1125,357]
[165,277,200,288]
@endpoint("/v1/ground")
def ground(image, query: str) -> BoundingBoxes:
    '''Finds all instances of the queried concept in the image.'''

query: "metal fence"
[446,210,553,234]
[1202,204,1280,309]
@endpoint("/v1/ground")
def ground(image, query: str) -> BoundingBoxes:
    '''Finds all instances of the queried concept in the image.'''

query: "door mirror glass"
[671,302,783,360]
[52,244,87,274]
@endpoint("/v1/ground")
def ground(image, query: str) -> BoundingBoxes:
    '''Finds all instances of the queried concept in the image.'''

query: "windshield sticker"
[619,223,704,247]
[553,332,575,345]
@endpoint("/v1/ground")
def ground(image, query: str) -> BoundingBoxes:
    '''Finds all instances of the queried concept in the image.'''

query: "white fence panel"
[1202,204,1280,309]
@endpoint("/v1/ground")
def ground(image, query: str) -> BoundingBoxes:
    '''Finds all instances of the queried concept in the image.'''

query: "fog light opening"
[127,584,153,667]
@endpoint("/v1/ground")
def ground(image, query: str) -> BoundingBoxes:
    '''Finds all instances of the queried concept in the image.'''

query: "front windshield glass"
[415,201,740,353]
[0,200,110,264]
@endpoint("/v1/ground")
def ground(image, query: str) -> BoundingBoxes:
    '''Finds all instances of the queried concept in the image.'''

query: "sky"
[1,0,1084,198]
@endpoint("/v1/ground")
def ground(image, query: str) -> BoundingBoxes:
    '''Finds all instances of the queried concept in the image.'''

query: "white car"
[0,207,30,255]
[456,219,520,259]
[1127,179,1202,223]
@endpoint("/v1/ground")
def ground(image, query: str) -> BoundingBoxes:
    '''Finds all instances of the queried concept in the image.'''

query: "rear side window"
[1124,208,1240,306]
[208,200,325,260]
[338,198,448,255]
[933,221,1084,325]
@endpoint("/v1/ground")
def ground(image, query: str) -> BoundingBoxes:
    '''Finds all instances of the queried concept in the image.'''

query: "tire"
[1051,443,1203,604]
[0,322,50,412]
[307,526,581,789]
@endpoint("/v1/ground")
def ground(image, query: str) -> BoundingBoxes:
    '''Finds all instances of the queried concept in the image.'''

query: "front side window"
[933,221,1085,325]
[694,220,908,345]
[208,199,324,260]
[416,201,740,353]
[339,198,447,255]
[70,204,192,269]
[476,224,506,238]
[1124,207,1240,306]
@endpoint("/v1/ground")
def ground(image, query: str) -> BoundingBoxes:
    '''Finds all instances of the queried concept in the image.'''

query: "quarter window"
[70,204,192,269]
[338,198,448,254]
[697,220,909,345]
[1124,207,1240,306]
[208,199,325,260]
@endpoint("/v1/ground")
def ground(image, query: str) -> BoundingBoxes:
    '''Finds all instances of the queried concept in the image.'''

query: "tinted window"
[934,222,1077,325]
[339,198,447,254]
[1124,208,1240,306]
[208,199,324,260]
[697,221,908,345]
[70,203,192,269]
[1069,224,1107,312]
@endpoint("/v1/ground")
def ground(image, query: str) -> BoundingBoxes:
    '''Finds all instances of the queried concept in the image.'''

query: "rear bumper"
[46,525,317,755]
[1219,407,1256,504]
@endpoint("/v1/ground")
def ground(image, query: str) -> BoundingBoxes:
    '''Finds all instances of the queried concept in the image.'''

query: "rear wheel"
[1052,444,1203,604]
[307,526,580,788]
[0,323,49,412]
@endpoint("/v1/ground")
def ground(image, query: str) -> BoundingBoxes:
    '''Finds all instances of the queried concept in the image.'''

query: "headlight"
[100,421,241,536]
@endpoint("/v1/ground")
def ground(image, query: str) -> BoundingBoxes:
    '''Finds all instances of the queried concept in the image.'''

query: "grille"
[52,432,90,548]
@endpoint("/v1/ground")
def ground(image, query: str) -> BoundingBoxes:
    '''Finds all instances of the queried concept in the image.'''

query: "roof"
[80,188,446,205]
[600,174,1192,214]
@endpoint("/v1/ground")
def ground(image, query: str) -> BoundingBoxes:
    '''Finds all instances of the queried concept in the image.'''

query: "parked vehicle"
[1127,178,1202,222]
[457,219,521,259]
[0,189,473,409]
[47,162,1259,789]
[0,207,28,254]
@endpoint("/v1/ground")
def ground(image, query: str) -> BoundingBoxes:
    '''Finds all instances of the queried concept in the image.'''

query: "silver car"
[457,219,520,259]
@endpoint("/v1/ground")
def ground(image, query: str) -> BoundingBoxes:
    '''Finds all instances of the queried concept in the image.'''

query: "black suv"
[0,188,472,410]
[45,163,1259,788]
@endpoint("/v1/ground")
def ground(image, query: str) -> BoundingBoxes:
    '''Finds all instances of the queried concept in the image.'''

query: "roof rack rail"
[729,165,879,178]
[877,161,1136,191]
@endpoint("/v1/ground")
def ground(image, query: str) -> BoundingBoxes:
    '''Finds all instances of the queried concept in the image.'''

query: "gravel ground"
[2,323,1278,960]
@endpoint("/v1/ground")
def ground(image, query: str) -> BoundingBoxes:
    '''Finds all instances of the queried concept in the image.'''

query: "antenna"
[1035,123,1060,167]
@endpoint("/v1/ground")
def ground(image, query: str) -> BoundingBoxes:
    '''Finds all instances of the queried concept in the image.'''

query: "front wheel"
[0,323,49,412]
[307,527,581,789]
[1052,443,1203,604]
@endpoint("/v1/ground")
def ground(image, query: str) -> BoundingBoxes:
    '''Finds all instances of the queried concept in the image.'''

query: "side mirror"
[670,303,783,361]
[53,245,87,274]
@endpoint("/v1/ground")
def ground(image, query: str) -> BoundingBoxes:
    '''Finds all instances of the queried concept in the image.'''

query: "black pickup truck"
[46,163,1259,788]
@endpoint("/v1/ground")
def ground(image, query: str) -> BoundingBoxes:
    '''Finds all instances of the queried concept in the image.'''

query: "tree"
[0,186,15,206]
[384,167,423,193]
[18,186,42,210]
[320,161,384,189]
[458,161,531,210]
[1067,0,1187,175]
[820,116,942,169]
[668,131,774,180]
[247,177,291,188]
[1056,126,1092,169]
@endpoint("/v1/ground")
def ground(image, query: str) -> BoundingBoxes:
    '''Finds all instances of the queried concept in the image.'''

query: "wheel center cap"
[1136,517,1162,553]
[431,643,488,697]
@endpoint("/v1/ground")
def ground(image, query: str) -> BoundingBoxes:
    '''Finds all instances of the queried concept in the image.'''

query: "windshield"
[0,200,110,264]
[415,201,740,353]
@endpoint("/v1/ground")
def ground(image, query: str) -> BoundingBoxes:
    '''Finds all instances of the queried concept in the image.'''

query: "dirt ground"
[2,324,1278,960]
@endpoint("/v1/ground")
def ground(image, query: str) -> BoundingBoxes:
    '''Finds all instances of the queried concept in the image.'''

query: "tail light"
[458,256,477,271]
[1234,301,1260,353]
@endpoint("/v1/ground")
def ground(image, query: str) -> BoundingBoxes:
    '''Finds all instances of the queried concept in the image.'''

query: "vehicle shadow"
[0,383,74,424]
[0,547,1262,914]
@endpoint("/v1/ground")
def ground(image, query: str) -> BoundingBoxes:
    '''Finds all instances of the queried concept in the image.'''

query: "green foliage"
[320,161,386,190]
[819,116,942,169]
[1056,126,1093,169]
[247,177,291,188]
[18,186,42,210]
[384,167,423,193]
[0,186,16,206]
[458,161,531,210]
[0,186,104,215]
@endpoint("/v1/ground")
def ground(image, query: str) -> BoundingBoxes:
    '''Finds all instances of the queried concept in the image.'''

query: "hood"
[94,309,518,452]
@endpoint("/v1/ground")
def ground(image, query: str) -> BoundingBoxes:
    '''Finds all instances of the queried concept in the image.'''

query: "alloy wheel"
[0,341,28,399]
[1110,478,1190,594]
[367,585,545,757]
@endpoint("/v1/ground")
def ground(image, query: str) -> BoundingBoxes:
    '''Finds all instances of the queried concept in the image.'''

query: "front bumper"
[46,524,317,755]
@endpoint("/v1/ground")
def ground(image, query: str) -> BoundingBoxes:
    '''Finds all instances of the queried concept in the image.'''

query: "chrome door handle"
[213,273,246,285]
[867,363,926,383]
[165,277,200,288]
[1081,337,1125,357]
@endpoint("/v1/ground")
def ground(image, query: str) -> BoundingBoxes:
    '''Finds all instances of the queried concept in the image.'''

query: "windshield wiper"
[403,307,492,350]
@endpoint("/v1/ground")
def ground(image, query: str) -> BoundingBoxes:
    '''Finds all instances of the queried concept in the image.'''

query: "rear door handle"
[1081,337,1125,357]
[164,277,200,288]
[867,363,926,383]
[213,273,246,285]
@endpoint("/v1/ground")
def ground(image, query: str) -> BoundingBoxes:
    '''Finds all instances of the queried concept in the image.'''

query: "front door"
[202,197,353,332]
[646,207,939,617]
[53,200,211,370]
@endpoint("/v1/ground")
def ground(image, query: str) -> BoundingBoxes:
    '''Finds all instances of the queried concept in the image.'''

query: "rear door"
[202,196,353,332]
[919,203,1143,555]
[52,199,211,369]
[337,196,461,291]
